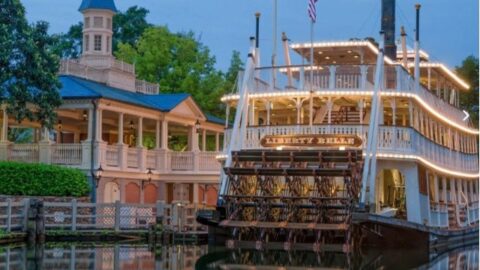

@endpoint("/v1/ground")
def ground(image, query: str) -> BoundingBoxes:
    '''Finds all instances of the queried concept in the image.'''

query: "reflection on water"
[0,243,476,270]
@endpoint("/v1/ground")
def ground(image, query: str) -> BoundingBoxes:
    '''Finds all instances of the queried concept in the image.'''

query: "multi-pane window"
[93,16,103,28]
[84,17,90,28]
[84,35,89,51]
[107,18,112,30]
[106,37,110,52]
[94,35,102,51]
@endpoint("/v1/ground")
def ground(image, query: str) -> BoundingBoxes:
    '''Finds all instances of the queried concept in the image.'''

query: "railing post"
[6,198,12,232]
[39,142,52,164]
[81,141,91,169]
[71,199,77,231]
[193,151,200,172]
[360,65,368,89]
[156,200,165,226]
[114,200,121,232]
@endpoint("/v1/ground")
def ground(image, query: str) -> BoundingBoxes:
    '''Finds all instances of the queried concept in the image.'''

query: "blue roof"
[59,75,189,112]
[79,0,117,12]
[205,114,225,125]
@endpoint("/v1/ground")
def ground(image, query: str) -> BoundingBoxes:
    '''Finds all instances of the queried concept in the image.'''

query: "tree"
[115,26,227,116]
[51,22,83,58]
[456,56,479,127]
[0,0,62,128]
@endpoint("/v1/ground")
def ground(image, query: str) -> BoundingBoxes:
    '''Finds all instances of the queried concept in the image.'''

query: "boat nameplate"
[260,134,363,148]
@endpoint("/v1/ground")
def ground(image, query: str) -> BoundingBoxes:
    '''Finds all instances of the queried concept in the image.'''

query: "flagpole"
[309,17,314,127]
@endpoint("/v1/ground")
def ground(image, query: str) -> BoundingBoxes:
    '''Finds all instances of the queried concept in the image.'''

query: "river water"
[0,243,477,269]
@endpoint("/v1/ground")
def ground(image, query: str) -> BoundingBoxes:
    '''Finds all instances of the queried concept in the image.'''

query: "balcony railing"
[135,80,159,95]
[225,124,479,173]
[0,143,221,174]
[229,64,468,128]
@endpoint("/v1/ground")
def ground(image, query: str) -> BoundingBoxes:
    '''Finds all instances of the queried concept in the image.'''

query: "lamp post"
[142,168,153,189]
[195,119,201,133]
[94,165,103,187]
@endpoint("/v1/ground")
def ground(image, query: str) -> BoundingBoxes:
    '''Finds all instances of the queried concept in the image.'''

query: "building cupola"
[79,0,117,61]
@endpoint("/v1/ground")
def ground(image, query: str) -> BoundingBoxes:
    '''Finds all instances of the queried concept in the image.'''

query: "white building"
[0,0,225,206]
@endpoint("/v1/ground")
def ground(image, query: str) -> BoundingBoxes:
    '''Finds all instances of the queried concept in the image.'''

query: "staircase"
[219,149,363,251]
[323,106,361,124]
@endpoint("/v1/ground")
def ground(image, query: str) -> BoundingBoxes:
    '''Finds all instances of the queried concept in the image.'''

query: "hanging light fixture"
[129,120,134,130]
[57,120,62,131]
[82,110,88,120]
[195,119,201,133]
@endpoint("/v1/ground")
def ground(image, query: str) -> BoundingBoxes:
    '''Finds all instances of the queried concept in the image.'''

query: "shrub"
[0,162,90,197]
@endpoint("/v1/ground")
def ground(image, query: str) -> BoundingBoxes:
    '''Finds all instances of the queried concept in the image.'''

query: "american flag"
[308,0,318,23]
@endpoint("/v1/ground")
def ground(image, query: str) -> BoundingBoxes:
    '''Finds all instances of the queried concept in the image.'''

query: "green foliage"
[0,0,62,128]
[50,22,83,58]
[7,128,33,143]
[116,26,242,117]
[0,162,89,197]
[456,56,479,127]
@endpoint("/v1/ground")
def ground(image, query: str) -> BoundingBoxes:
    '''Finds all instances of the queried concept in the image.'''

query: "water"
[0,243,477,269]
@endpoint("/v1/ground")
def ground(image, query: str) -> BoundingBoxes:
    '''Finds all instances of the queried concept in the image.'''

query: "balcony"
[224,65,470,129]
[224,124,479,174]
[0,142,221,174]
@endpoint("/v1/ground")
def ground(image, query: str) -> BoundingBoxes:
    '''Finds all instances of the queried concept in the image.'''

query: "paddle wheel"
[219,149,363,251]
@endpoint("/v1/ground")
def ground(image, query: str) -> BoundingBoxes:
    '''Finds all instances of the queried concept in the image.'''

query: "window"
[94,35,102,51]
[107,18,112,30]
[106,37,110,52]
[84,35,89,51]
[93,16,103,28]
[84,17,90,28]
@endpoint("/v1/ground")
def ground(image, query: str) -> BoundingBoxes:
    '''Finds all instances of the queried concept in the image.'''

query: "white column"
[215,132,220,152]
[266,101,271,125]
[391,99,396,126]
[155,120,160,149]
[136,117,143,148]
[193,183,199,203]
[450,178,457,204]
[433,175,439,203]
[427,67,431,89]
[117,113,124,144]
[86,108,93,141]
[327,98,333,124]
[96,109,103,142]
[296,99,302,124]
[202,129,207,152]
[189,125,199,151]
[358,100,364,124]
[161,120,168,149]
[441,177,447,203]
[1,108,7,142]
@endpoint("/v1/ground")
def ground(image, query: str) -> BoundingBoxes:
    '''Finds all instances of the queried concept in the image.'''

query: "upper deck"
[222,41,475,134]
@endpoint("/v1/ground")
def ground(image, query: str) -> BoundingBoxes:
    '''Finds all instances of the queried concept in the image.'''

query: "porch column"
[136,117,143,148]
[427,67,431,89]
[202,129,207,152]
[155,120,161,149]
[117,113,124,144]
[95,108,103,142]
[468,180,474,203]
[296,99,302,124]
[189,125,199,151]
[86,108,93,141]
[266,101,271,126]
[358,100,364,124]
[215,132,220,152]
[193,183,199,204]
[161,120,168,150]
[1,108,8,142]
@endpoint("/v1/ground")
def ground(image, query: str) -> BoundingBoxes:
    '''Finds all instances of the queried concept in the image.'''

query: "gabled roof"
[79,0,117,13]
[59,75,189,112]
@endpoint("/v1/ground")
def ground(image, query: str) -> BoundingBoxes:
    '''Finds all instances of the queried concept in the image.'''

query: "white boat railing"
[225,124,479,173]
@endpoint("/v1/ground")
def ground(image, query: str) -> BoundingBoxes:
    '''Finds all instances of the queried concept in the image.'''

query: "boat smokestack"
[415,4,420,42]
[414,4,421,91]
[255,12,260,48]
[401,26,408,69]
[381,0,396,60]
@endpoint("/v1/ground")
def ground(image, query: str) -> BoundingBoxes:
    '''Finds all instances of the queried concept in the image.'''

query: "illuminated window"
[94,35,102,51]
[84,17,90,28]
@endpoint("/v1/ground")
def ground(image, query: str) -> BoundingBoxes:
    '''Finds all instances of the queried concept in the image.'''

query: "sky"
[22,0,479,71]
